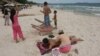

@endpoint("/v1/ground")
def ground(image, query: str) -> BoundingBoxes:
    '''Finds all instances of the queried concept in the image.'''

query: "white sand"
[0,6,100,56]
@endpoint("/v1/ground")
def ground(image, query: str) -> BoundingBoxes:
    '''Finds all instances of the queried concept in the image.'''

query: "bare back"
[58,34,71,46]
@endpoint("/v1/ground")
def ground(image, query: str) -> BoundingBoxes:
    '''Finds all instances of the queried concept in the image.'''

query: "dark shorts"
[54,19,57,26]
[44,15,50,27]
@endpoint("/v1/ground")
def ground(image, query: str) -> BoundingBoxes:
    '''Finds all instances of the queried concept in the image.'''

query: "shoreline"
[51,7,100,18]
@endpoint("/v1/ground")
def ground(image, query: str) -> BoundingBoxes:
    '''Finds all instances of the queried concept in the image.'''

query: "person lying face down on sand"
[41,31,83,53]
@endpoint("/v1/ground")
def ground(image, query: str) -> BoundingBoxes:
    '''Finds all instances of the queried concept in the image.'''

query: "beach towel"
[36,42,51,55]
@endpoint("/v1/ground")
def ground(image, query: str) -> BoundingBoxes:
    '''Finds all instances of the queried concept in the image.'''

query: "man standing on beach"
[40,2,51,27]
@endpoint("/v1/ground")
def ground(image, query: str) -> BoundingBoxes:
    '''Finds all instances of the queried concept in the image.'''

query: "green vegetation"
[15,0,27,4]
[15,0,37,4]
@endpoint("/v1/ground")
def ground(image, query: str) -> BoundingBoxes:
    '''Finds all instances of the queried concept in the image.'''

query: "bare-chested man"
[40,2,51,27]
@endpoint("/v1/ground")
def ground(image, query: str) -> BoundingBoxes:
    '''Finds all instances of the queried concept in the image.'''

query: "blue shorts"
[44,15,50,27]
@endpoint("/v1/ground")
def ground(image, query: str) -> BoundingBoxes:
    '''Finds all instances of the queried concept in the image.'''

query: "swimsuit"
[59,45,71,53]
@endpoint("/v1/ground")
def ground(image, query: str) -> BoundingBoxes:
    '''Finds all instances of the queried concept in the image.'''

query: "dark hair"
[54,10,57,14]
[10,8,16,24]
[58,30,64,35]
[48,34,55,38]
[42,38,49,44]
[44,2,48,6]
[42,38,50,48]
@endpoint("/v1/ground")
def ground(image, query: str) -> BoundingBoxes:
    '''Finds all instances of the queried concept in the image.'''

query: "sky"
[28,0,100,3]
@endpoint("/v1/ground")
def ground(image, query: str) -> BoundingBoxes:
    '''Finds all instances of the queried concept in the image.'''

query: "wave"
[50,4,100,16]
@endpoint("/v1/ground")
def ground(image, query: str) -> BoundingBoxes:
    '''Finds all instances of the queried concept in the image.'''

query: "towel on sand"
[36,42,51,55]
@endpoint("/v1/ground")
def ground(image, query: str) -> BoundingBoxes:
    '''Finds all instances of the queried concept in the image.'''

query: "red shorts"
[59,45,71,53]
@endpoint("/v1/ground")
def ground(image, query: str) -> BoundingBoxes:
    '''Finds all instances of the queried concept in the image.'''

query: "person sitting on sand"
[40,2,51,27]
[40,32,83,53]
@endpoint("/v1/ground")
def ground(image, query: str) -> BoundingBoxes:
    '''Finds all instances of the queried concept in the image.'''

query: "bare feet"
[21,37,25,41]
[74,49,78,54]
[15,40,19,43]
[7,24,10,26]
[31,24,37,28]
[4,24,6,26]
[78,38,84,41]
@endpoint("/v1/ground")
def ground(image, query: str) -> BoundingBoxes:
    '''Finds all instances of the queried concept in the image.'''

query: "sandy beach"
[0,6,100,56]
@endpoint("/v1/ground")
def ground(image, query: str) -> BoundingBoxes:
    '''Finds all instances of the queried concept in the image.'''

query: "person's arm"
[40,7,44,13]
[48,8,51,13]
[53,15,56,20]
[49,45,52,49]
[48,39,54,49]
[40,10,44,13]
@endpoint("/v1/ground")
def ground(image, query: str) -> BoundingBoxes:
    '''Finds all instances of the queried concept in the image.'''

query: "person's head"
[44,2,48,6]
[42,38,50,48]
[42,38,49,44]
[54,10,57,14]
[58,30,64,35]
[48,34,55,38]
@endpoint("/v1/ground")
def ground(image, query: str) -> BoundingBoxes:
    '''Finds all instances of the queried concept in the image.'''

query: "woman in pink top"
[10,8,25,43]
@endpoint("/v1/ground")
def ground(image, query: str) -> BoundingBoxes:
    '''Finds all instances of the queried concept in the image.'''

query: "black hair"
[10,8,16,24]
[58,30,64,35]
[54,10,57,14]
[42,38,50,48]
[44,2,48,6]
[42,38,49,44]
[48,34,55,38]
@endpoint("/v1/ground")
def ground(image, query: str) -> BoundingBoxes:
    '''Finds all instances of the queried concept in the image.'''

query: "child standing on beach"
[10,7,25,43]
[40,2,51,27]
[53,10,57,29]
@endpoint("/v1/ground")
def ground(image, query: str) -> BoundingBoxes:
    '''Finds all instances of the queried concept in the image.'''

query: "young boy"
[40,2,51,27]
[53,10,57,29]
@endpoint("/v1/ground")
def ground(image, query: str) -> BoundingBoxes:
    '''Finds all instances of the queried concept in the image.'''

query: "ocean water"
[50,4,100,16]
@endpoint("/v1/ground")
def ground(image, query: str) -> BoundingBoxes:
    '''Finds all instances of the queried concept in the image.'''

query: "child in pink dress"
[11,8,25,43]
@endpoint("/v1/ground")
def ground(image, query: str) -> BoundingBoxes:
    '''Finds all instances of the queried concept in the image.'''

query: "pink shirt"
[13,14,19,26]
